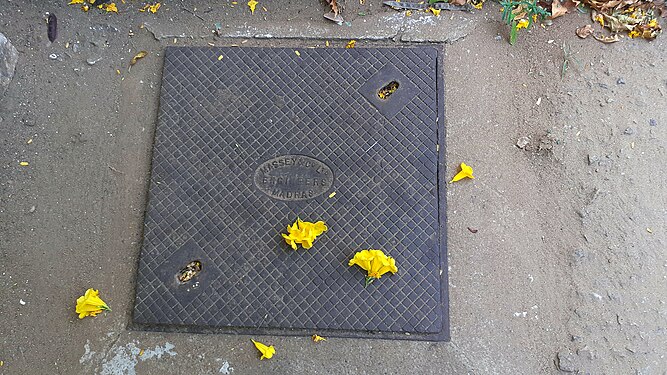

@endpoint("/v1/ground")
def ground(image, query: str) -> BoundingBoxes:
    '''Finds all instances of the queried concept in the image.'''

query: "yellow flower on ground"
[346,40,356,48]
[68,0,85,4]
[282,219,327,250]
[75,288,111,319]
[348,249,398,287]
[139,3,161,13]
[449,162,474,183]
[594,14,605,27]
[98,3,118,13]
[473,2,484,10]
[251,339,275,360]
[312,334,327,342]
[516,19,529,30]
[248,0,259,14]
[429,7,441,16]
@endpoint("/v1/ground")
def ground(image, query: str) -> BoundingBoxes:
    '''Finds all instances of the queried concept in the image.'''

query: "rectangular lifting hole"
[378,81,399,100]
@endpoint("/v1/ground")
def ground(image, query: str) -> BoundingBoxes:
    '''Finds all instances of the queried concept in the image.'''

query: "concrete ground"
[1,0,666,374]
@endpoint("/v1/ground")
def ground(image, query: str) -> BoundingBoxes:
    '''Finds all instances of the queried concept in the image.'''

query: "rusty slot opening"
[378,81,399,100]
[177,260,202,283]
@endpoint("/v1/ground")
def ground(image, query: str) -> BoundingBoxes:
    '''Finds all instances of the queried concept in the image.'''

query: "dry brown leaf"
[327,0,339,16]
[593,33,621,42]
[550,0,568,19]
[450,0,467,5]
[576,24,595,38]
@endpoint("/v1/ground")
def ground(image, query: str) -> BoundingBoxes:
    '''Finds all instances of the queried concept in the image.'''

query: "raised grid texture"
[133,47,447,340]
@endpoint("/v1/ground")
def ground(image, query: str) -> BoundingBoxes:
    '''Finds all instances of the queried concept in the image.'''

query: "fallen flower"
[282,219,327,250]
[348,249,398,287]
[312,334,327,343]
[516,19,529,29]
[98,2,118,13]
[139,3,161,13]
[19,161,29,166]
[75,288,111,319]
[449,162,474,183]
[248,0,259,14]
[68,0,84,4]
[429,7,442,16]
[345,40,356,48]
[251,339,275,360]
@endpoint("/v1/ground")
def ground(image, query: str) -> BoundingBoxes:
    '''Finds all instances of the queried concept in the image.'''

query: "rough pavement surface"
[1,1,666,374]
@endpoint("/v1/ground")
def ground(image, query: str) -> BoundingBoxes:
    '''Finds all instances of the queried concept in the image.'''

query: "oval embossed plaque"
[254,155,334,201]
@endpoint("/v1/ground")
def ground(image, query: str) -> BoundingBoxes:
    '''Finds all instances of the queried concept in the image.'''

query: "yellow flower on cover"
[251,339,275,360]
[449,162,474,183]
[346,40,356,49]
[282,219,327,250]
[75,288,111,319]
[348,249,398,287]
[516,19,529,30]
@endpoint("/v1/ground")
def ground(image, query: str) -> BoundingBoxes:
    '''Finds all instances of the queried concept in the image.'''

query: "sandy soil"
[0,0,665,374]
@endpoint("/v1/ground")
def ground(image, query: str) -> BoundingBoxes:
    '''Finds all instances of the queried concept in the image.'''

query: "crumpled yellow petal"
[449,162,474,183]
[248,0,258,14]
[312,334,326,342]
[282,219,327,250]
[251,339,275,360]
[75,288,111,319]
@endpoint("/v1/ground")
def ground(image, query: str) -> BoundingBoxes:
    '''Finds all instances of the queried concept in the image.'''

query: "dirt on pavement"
[0,1,665,374]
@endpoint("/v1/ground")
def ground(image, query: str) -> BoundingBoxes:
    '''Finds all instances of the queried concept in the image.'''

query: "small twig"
[182,7,205,21]
[108,165,124,174]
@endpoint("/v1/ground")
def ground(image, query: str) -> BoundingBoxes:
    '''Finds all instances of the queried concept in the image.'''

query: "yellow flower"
[449,162,474,183]
[75,288,111,319]
[68,0,84,4]
[348,249,398,287]
[282,219,327,250]
[346,40,356,49]
[594,14,604,27]
[98,3,118,12]
[140,3,161,13]
[429,7,441,16]
[251,339,275,360]
[474,2,484,10]
[628,29,641,38]
[516,19,529,30]
[248,0,259,14]
[312,334,327,342]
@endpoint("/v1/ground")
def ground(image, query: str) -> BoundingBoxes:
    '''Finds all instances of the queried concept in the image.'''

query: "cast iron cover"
[133,46,449,341]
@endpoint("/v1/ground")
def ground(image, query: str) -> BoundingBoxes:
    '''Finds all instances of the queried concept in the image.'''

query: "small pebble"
[624,128,634,135]
[19,299,26,305]
[494,35,502,41]
[29,205,36,213]
[649,118,657,126]
[49,53,58,60]
[617,78,625,84]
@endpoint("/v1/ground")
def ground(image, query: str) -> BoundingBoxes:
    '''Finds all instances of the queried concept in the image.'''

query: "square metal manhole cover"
[133,46,449,341]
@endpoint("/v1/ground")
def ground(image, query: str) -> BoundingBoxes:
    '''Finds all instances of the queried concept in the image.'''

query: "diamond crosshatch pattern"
[133,46,449,341]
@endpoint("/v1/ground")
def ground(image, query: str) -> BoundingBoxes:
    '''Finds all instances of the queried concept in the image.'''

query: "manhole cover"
[133,46,449,341]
